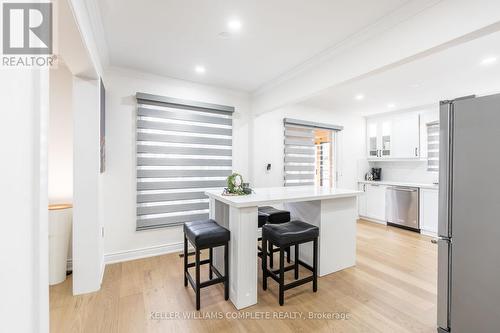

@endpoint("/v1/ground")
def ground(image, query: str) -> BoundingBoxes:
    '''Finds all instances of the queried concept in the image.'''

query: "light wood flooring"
[50,220,437,333]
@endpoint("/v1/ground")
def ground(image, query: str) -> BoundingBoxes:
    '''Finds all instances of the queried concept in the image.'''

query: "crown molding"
[252,0,442,96]
[82,0,110,68]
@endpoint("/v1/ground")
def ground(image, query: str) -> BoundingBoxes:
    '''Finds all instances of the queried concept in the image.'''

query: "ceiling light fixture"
[387,103,396,108]
[195,65,206,74]
[355,94,365,101]
[227,19,242,32]
[481,56,497,65]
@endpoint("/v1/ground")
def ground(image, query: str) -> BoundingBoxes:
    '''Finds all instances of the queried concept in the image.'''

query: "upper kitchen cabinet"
[366,117,392,159]
[392,113,420,158]
[366,112,420,160]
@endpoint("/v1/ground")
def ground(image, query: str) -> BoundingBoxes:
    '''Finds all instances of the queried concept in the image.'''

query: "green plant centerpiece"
[226,173,245,195]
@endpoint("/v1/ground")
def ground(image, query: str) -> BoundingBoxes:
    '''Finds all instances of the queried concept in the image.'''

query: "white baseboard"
[420,229,437,237]
[359,216,387,225]
[104,242,185,265]
[65,242,188,274]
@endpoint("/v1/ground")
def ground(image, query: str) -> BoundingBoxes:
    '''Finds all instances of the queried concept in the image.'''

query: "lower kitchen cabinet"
[359,183,387,222]
[358,183,367,216]
[419,188,439,235]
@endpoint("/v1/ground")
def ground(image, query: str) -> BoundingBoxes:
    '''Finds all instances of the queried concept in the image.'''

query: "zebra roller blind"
[136,93,234,230]
[283,118,343,187]
[427,121,439,172]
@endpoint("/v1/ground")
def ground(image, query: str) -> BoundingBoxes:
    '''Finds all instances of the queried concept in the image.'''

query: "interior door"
[449,94,500,333]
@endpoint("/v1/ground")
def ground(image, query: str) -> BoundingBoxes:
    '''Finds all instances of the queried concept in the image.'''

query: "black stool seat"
[258,211,269,228]
[184,219,230,248]
[263,220,319,247]
[258,206,291,224]
[261,220,319,306]
[183,219,230,310]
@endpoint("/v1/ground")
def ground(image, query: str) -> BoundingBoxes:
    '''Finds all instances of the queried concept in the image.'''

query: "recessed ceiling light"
[481,56,497,65]
[355,94,365,101]
[387,103,396,108]
[195,65,206,74]
[227,19,242,32]
[410,83,421,88]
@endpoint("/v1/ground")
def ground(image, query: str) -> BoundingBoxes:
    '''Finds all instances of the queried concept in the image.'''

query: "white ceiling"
[300,31,500,115]
[97,0,409,91]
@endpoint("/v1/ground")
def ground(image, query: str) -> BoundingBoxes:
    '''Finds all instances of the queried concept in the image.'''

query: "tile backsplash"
[368,160,439,184]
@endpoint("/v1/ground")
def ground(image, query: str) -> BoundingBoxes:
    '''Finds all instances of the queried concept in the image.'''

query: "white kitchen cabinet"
[366,112,420,160]
[367,120,379,158]
[366,118,392,159]
[392,113,420,158]
[420,188,439,235]
[365,183,387,221]
[358,183,367,216]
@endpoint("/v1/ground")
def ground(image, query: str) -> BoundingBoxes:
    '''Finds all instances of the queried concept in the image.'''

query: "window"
[135,93,234,230]
[283,118,342,187]
[427,121,439,172]
[315,130,333,187]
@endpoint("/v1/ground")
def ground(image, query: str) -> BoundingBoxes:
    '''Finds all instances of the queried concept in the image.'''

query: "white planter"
[48,204,72,285]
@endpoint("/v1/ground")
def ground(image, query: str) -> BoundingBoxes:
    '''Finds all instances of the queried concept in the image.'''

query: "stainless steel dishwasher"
[386,186,419,231]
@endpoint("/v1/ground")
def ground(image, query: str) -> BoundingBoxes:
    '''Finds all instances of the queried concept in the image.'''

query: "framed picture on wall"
[100,78,106,173]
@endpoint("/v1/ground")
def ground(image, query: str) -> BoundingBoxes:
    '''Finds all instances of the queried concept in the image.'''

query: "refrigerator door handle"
[438,101,453,238]
[437,238,451,331]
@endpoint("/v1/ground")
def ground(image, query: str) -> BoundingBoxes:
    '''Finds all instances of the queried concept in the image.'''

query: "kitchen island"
[205,186,361,310]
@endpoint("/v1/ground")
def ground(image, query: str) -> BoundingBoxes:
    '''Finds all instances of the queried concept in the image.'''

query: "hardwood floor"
[50,220,437,333]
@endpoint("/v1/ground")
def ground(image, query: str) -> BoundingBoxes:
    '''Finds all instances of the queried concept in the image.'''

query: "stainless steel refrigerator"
[437,93,500,333]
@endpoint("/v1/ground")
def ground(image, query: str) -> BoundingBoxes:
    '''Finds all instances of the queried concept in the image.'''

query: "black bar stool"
[183,219,230,310]
[258,206,291,267]
[261,220,319,306]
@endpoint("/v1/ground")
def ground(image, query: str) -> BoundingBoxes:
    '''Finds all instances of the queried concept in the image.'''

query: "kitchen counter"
[358,180,439,190]
[206,186,360,309]
[205,186,361,208]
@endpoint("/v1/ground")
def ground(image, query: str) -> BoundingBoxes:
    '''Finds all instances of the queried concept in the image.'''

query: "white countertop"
[358,180,439,190]
[205,186,361,208]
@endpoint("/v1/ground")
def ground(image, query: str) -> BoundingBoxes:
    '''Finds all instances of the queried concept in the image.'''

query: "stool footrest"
[200,276,225,288]
[284,276,314,291]
[297,259,313,272]
[271,264,296,275]
[187,258,210,268]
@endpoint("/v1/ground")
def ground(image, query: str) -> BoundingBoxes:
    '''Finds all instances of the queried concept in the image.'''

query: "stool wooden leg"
[183,235,188,287]
[313,238,318,292]
[209,247,213,280]
[195,248,201,310]
[286,246,291,263]
[224,243,229,301]
[279,248,285,306]
[294,244,299,280]
[262,236,268,290]
[269,240,274,268]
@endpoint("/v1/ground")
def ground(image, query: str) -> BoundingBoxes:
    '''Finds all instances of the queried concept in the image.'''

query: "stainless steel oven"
[385,186,419,231]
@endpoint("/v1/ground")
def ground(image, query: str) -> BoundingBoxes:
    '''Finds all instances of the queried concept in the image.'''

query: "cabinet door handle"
[415,147,418,156]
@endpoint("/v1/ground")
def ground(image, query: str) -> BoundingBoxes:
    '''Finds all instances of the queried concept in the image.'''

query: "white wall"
[250,104,365,190]
[49,63,73,204]
[72,77,104,294]
[367,106,440,184]
[102,67,250,259]
[0,68,49,333]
